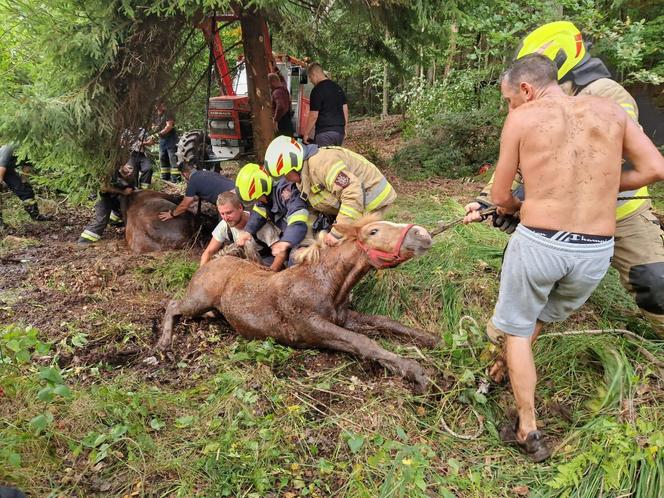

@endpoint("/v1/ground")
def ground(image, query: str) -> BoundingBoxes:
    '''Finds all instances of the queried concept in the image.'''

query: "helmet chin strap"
[355,224,414,269]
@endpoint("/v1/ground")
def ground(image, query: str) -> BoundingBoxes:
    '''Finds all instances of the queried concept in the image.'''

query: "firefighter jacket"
[477,78,646,221]
[298,146,396,236]
[245,179,309,247]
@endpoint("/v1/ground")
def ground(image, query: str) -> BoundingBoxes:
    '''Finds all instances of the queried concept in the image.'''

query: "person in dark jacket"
[269,73,294,136]
[78,161,137,243]
[234,163,311,271]
[157,162,235,222]
[0,143,50,227]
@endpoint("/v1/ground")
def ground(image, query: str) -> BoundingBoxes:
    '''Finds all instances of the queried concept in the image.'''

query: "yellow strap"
[325,161,347,189]
[620,102,637,121]
[253,205,267,218]
[616,186,648,220]
[366,182,393,211]
[339,204,362,219]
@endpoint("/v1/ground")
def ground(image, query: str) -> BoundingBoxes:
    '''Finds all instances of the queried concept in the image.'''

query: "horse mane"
[293,214,383,265]
[218,239,263,264]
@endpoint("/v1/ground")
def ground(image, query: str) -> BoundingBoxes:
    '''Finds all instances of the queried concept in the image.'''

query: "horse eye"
[369,229,378,236]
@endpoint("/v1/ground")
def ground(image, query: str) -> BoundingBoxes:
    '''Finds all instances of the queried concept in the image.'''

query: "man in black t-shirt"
[303,63,348,146]
[158,162,235,222]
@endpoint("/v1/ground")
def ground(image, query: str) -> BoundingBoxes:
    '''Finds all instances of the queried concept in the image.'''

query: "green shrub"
[391,109,502,179]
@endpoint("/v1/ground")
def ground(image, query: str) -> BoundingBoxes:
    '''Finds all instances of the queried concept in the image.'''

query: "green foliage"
[0,323,51,364]
[134,253,199,293]
[392,109,502,179]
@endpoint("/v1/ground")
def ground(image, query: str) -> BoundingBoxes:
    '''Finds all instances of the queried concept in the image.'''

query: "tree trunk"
[238,7,273,162]
[444,22,458,79]
[381,30,389,119]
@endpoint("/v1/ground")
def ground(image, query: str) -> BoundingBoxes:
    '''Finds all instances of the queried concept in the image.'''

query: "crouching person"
[78,162,137,244]
[235,163,311,271]
[200,191,279,266]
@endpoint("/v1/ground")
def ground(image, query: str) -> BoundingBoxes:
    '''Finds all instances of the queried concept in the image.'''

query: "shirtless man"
[465,54,664,462]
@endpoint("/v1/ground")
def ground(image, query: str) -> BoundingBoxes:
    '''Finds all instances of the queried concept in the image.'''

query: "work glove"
[492,212,519,234]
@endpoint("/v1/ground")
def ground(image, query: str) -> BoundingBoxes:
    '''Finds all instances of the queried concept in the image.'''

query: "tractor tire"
[176,130,213,170]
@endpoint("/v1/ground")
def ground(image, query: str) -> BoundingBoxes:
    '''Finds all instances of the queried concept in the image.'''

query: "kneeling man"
[200,191,278,266]
[474,54,664,461]
[235,163,311,271]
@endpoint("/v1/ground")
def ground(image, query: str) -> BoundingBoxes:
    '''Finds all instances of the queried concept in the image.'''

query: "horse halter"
[355,224,415,269]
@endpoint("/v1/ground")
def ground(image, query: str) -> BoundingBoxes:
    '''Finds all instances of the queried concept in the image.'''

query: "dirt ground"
[0,117,480,392]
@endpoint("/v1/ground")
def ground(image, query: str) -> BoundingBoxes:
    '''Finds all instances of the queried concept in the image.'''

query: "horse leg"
[344,310,439,347]
[156,297,216,351]
[303,317,429,392]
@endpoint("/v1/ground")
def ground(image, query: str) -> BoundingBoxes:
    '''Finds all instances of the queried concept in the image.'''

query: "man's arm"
[343,104,349,129]
[200,238,223,266]
[303,111,319,143]
[0,166,6,184]
[273,89,289,122]
[490,113,522,214]
[159,196,195,221]
[157,119,175,137]
[327,166,364,240]
[620,117,664,191]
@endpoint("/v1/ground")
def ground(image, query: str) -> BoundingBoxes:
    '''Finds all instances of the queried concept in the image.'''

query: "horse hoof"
[155,337,171,352]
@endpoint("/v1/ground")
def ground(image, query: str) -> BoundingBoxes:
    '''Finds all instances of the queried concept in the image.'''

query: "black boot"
[24,202,51,221]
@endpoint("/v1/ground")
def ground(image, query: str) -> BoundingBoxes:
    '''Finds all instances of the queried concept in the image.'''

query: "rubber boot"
[24,202,51,221]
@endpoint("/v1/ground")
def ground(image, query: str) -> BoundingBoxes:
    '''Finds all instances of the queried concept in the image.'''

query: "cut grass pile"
[1,194,663,497]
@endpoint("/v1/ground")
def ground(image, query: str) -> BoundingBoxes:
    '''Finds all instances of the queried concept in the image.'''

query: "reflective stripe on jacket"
[298,147,396,232]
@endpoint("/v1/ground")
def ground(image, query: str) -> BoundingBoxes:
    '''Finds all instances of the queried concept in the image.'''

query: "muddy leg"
[488,321,543,384]
[344,310,439,347]
[305,317,429,392]
[156,298,215,351]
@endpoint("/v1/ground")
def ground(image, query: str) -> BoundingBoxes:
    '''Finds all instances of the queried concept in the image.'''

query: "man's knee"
[629,262,664,315]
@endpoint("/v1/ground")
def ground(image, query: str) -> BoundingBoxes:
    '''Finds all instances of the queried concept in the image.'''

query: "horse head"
[336,215,432,269]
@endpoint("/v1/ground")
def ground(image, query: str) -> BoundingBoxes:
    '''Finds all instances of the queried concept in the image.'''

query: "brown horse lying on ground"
[121,190,197,253]
[157,216,440,391]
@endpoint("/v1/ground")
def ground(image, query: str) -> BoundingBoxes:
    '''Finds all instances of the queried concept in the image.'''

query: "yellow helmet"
[516,21,587,80]
[264,135,304,177]
[235,163,273,202]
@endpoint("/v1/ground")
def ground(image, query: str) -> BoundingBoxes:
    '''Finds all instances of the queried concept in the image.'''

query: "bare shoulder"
[576,95,625,120]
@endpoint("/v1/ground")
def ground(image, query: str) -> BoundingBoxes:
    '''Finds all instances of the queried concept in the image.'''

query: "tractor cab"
[177,15,312,168]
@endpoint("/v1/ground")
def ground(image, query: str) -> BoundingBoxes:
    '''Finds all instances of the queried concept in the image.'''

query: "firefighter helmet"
[515,21,587,80]
[235,163,273,202]
[264,135,304,177]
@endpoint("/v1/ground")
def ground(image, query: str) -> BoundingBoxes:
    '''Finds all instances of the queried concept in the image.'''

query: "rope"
[539,328,664,373]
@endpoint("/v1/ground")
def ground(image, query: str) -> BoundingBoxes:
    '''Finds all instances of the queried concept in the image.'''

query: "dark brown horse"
[157,217,439,391]
[121,191,197,253]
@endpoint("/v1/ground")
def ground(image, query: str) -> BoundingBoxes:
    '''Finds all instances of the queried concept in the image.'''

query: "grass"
[1,194,664,496]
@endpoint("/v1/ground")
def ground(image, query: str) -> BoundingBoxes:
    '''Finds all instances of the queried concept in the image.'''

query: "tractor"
[177,14,313,169]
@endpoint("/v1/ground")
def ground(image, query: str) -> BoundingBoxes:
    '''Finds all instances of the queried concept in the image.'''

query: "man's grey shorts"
[492,225,614,338]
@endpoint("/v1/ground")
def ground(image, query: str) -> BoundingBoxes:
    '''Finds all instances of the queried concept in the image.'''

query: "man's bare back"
[514,95,625,235]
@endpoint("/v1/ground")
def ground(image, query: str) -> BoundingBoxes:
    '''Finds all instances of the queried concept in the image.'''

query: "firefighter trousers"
[613,206,664,335]
[79,194,121,242]
[1,166,42,219]
[128,151,153,189]
[159,136,180,182]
